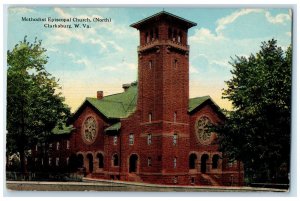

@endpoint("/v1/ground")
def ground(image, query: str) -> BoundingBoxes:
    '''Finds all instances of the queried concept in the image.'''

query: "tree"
[7,36,70,173]
[216,39,292,184]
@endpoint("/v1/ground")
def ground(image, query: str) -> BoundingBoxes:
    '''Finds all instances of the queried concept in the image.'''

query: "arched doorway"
[189,153,197,169]
[201,154,209,173]
[112,154,119,166]
[87,153,93,173]
[97,153,104,168]
[77,154,84,168]
[129,154,138,173]
[212,154,220,169]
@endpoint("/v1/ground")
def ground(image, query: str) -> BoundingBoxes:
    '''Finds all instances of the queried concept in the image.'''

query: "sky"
[6,7,292,112]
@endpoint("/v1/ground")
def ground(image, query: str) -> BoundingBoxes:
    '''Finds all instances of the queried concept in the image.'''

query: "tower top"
[130,11,197,29]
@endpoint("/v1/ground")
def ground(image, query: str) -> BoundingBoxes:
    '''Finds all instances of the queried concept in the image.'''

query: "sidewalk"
[82,177,288,192]
[6,178,288,192]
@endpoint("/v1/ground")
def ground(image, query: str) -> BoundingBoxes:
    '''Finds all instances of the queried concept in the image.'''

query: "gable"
[188,97,226,121]
[70,84,137,122]
[188,96,211,113]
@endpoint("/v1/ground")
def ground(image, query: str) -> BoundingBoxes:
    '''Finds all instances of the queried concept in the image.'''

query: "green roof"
[85,83,137,119]
[188,96,211,112]
[52,124,75,135]
[104,122,121,132]
[75,83,215,119]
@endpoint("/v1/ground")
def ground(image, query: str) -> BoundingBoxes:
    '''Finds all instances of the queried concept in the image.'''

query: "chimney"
[122,83,130,92]
[97,91,103,99]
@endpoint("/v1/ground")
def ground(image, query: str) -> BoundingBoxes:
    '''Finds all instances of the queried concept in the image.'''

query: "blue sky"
[7,7,292,112]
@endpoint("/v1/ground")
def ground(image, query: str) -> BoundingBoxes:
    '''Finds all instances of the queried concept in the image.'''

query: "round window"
[195,116,212,145]
[82,116,97,144]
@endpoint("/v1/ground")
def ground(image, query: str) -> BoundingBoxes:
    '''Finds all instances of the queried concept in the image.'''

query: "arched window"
[113,136,118,145]
[97,153,104,168]
[173,157,177,168]
[173,176,178,184]
[149,60,152,69]
[189,153,197,169]
[129,133,134,145]
[149,113,152,122]
[168,28,172,39]
[112,154,119,166]
[178,32,182,43]
[66,140,70,149]
[173,59,178,69]
[173,30,177,41]
[173,133,178,145]
[148,157,152,167]
[147,133,152,145]
[174,111,177,122]
[55,157,59,166]
[146,32,149,43]
[212,155,220,169]
[150,30,154,41]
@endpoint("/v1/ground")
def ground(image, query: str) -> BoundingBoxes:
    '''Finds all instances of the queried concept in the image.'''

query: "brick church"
[32,11,244,186]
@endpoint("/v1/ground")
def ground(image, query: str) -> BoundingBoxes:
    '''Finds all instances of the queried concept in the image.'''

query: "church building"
[32,11,244,186]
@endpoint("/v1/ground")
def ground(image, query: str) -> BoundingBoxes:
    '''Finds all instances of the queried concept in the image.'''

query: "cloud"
[107,41,124,52]
[74,58,91,68]
[99,62,136,72]
[66,52,75,59]
[265,11,291,24]
[9,7,34,14]
[210,59,231,69]
[190,65,199,74]
[47,47,58,52]
[123,62,136,70]
[100,66,118,71]
[88,38,108,50]
[189,28,224,44]
[54,7,72,18]
[215,9,291,35]
[216,9,262,35]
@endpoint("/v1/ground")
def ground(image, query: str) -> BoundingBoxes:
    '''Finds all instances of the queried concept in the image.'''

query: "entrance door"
[189,153,197,169]
[87,154,93,173]
[201,154,209,173]
[77,154,84,168]
[129,154,138,173]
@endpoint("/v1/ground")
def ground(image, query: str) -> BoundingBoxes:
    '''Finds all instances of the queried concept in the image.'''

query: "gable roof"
[188,96,226,120]
[188,96,211,113]
[130,11,197,29]
[72,83,137,120]
[71,83,222,120]
[104,122,121,133]
[52,124,75,135]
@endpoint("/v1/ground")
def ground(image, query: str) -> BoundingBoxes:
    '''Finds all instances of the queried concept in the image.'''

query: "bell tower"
[131,11,196,124]
[131,11,196,181]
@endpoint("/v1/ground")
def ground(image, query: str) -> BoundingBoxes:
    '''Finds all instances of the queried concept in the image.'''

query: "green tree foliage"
[216,39,292,184]
[7,36,70,172]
